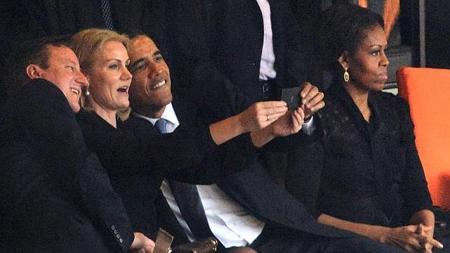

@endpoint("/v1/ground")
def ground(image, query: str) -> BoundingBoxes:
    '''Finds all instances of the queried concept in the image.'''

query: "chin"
[71,105,81,113]
[376,83,386,91]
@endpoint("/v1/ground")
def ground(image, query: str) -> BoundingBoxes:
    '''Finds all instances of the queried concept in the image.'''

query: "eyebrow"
[64,59,80,67]
[107,58,129,63]
[129,58,145,69]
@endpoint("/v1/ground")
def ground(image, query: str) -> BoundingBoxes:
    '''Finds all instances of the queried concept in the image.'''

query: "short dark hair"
[319,3,384,78]
[3,35,71,95]
[127,29,147,40]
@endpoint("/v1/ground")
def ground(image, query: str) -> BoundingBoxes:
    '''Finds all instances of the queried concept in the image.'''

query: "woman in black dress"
[287,3,445,253]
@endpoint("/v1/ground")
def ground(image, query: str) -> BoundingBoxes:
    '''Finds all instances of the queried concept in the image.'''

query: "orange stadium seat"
[397,67,450,209]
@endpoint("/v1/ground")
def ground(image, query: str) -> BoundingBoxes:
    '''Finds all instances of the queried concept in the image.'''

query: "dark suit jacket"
[288,83,433,227]
[0,79,134,252]
[76,99,256,239]
[167,0,315,122]
[140,104,354,246]
[214,161,353,239]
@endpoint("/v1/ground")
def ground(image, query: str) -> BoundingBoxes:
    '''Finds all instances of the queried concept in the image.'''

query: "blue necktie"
[155,118,170,134]
[99,0,114,30]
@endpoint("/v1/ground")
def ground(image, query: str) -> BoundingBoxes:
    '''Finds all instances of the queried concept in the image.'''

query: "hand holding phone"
[281,86,301,110]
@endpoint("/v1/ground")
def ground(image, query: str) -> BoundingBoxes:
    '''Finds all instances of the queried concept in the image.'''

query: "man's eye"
[129,62,146,73]
[66,66,75,72]
[154,54,164,62]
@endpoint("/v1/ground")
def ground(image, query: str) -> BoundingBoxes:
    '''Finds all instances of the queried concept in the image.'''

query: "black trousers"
[249,226,406,253]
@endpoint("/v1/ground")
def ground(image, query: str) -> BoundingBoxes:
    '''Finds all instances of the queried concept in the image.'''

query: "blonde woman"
[71,28,306,242]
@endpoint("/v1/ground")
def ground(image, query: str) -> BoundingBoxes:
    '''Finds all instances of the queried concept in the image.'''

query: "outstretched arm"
[209,101,288,145]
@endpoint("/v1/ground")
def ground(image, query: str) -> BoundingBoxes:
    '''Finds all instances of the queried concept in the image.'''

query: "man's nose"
[76,70,89,87]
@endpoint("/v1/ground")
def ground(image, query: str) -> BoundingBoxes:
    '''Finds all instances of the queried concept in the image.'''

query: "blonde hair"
[70,28,129,73]
[70,28,130,113]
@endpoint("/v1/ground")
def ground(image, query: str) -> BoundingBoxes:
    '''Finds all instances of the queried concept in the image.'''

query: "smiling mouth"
[151,79,166,90]
[70,87,81,95]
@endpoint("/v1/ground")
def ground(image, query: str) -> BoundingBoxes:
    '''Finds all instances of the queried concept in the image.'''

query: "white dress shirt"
[152,104,266,247]
[256,0,277,80]
[133,103,179,132]
[156,102,314,247]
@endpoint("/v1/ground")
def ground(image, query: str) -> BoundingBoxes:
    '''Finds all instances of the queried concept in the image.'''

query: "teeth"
[154,80,166,88]
[71,88,80,95]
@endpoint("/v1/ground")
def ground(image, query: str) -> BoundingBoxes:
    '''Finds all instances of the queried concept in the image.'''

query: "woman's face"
[86,40,132,112]
[344,25,389,92]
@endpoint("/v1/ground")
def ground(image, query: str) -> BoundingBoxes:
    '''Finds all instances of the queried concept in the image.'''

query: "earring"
[85,89,90,96]
[343,69,350,82]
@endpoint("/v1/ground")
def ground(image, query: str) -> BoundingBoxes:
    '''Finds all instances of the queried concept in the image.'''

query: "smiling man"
[0,37,153,253]
[122,33,411,253]
[128,35,173,119]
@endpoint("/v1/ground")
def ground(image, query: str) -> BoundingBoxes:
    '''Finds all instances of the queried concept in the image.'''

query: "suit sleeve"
[167,133,259,184]
[78,111,219,179]
[15,81,135,251]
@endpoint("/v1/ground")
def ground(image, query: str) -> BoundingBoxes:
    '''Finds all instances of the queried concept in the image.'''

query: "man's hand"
[299,82,325,119]
[130,232,155,253]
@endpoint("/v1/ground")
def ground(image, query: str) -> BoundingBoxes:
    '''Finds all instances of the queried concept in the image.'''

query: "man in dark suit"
[0,38,153,252]
[124,34,405,253]
[121,33,303,250]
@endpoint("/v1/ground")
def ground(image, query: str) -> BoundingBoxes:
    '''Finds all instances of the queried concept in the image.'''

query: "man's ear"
[25,64,43,79]
[338,51,350,71]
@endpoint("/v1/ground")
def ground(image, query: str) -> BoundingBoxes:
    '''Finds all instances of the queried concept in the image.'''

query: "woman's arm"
[209,101,288,145]
[317,213,443,252]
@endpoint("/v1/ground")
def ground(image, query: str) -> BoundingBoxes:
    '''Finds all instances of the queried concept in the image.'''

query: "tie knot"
[155,118,169,134]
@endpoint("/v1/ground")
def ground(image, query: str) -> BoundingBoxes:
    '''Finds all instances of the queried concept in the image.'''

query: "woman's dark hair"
[319,3,384,79]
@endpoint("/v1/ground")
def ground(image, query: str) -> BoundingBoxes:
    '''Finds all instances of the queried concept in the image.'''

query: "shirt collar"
[133,103,180,128]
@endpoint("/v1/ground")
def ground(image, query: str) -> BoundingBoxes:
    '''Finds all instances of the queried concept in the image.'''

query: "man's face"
[38,46,88,112]
[127,36,172,114]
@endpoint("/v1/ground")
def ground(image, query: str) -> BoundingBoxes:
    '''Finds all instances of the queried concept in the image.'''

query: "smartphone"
[154,228,174,253]
[281,87,301,110]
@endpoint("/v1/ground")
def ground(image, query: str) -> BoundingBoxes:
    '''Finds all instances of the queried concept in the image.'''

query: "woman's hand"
[237,101,288,132]
[416,224,443,253]
[249,107,305,147]
[130,232,155,253]
[375,225,442,253]
[268,106,305,137]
